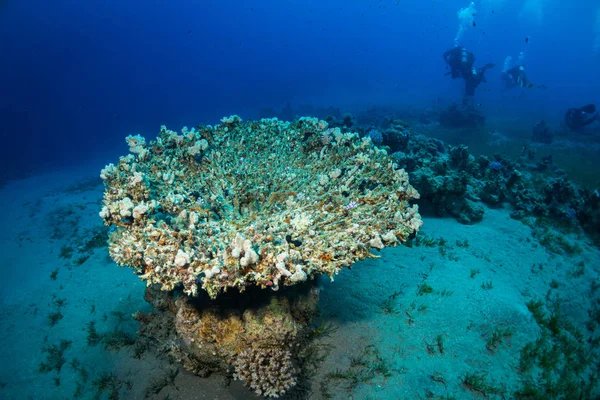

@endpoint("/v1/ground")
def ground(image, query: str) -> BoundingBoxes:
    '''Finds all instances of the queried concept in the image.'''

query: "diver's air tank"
[460,47,468,63]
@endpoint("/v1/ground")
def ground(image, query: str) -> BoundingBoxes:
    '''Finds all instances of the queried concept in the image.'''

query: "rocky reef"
[531,120,554,144]
[439,101,485,128]
[99,116,422,397]
[137,282,320,398]
[371,120,600,240]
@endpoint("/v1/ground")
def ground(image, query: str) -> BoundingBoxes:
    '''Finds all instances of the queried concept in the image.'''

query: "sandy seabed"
[0,158,598,400]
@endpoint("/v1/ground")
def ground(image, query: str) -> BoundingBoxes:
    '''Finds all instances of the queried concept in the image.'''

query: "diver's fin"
[581,104,596,113]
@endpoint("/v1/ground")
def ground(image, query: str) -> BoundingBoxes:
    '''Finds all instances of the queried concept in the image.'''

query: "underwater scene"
[2,0,600,399]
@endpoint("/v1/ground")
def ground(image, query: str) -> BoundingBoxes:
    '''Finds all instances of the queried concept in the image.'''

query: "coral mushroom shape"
[100,116,422,298]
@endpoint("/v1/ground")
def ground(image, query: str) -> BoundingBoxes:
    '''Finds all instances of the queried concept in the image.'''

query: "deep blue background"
[1,0,599,181]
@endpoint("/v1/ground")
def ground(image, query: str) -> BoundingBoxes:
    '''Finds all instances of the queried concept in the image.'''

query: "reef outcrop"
[100,116,422,397]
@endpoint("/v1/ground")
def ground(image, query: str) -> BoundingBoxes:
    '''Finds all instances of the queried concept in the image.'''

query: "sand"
[0,159,598,399]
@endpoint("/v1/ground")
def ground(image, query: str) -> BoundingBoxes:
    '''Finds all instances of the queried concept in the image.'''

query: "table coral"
[100,116,422,397]
[100,116,422,299]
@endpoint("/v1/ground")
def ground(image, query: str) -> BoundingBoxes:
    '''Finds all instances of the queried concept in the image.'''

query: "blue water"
[1,0,600,399]
[2,0,599,181]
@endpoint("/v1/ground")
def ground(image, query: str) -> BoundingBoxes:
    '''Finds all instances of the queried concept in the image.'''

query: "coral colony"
[489,161,503,171]
[99,116,422,397]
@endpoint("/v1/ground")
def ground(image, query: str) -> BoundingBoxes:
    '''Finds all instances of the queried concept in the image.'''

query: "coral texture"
[381,118,600,236]
[137,283,320,398]
[100,116,422,299]
[233,346,296,397]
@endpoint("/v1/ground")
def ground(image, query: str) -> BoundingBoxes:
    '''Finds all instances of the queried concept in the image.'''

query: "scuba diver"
[464,63,495,97]
[443,46,494,97]
[501,65,546,90]
[565,104,599,132]
[443,46,474,79]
